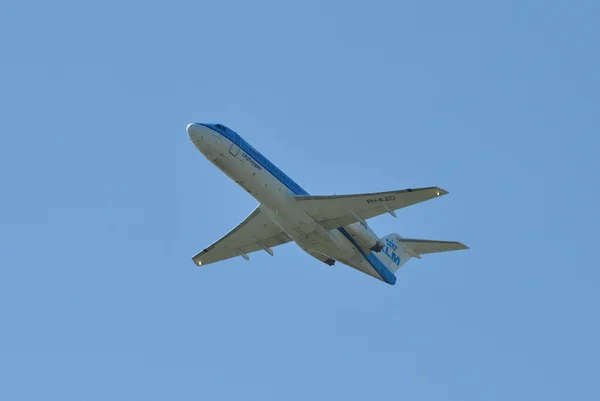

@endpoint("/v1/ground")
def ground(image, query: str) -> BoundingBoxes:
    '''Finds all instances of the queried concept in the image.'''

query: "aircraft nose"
[187,123,201,140]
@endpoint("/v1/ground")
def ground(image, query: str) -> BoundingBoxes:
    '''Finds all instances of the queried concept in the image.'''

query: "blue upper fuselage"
[197,123,397,285]
[200,123,310,196]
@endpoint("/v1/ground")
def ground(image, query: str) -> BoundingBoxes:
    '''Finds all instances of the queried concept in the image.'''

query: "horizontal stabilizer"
[375,234,469,274]
[397,238,469,256]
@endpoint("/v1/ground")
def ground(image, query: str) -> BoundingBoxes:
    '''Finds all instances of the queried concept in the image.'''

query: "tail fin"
[375,233,469,273]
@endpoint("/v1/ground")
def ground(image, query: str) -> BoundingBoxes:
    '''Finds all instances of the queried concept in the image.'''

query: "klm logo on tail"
[383,238,401,266]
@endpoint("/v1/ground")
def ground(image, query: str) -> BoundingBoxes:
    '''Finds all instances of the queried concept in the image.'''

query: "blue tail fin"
[375,234,413,273]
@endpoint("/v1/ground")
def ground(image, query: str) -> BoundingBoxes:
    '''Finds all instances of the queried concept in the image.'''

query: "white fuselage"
[187,123,382,279]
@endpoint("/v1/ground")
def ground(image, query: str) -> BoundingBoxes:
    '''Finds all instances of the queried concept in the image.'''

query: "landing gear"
[324,258,336,266]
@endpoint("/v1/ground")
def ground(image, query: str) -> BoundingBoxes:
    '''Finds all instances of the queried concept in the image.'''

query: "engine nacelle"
[345,222,384,252]
[305,248,336,266]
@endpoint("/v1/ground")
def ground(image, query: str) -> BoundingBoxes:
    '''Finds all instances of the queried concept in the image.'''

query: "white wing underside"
[192,207,291,266]
[293,186,448,230]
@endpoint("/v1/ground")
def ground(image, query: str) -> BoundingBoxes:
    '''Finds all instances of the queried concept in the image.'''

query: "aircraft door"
[229,134,241,156]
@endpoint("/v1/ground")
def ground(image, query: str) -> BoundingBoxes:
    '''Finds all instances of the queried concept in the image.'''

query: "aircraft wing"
[293,186,447,230]
[192,207,291,266]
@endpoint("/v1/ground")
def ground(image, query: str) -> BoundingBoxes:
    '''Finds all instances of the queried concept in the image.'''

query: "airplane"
[187,122,468,285]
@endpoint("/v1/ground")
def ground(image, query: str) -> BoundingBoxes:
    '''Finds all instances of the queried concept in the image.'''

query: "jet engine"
[345,221,384,252]
[305,249,336,266]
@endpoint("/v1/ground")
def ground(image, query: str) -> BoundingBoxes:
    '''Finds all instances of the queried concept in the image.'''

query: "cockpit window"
[215,124,226,131]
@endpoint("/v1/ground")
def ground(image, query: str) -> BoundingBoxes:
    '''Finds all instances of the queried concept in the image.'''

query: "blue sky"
[1,0,599,399]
